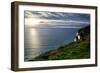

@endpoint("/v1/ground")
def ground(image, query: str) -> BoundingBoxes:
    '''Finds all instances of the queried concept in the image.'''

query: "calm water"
[24,28,79,61]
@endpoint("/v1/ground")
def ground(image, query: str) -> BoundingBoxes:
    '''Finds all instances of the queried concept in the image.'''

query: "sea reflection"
[24,27,79,61]
[24,27,42,61]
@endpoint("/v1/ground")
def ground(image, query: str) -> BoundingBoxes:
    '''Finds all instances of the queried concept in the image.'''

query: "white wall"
[0,0,99,73]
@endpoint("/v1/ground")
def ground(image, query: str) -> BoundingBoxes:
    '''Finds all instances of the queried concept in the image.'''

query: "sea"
[24,27,80,61]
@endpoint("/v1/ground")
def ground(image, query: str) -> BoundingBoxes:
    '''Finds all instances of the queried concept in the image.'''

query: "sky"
[24,11,90,28]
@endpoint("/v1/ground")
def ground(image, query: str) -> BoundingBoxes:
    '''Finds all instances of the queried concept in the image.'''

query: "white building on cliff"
[74,32,80,42]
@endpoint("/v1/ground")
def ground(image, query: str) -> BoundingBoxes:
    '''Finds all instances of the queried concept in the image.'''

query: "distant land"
[29,25,90,61]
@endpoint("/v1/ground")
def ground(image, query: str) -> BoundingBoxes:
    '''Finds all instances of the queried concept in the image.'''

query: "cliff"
[29,25,90,61]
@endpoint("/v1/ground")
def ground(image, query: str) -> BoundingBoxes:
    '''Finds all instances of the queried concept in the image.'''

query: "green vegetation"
[29,26,90,61]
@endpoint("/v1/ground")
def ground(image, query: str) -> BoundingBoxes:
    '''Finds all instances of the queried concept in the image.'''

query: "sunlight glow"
[29,28,40,48]
[25,18,48,27]
[25,18,41,26]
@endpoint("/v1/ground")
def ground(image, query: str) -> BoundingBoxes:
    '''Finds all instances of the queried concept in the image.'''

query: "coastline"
[28,25,90,61]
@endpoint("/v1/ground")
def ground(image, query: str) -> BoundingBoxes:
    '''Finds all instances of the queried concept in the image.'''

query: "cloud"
[25,11,90,22]
[37,12,49,17]
[25,11,42,18]
[38,19,89,26]
[25,11,90,28]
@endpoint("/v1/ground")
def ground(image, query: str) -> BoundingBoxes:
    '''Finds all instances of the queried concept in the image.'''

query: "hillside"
[29,26,90,61]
